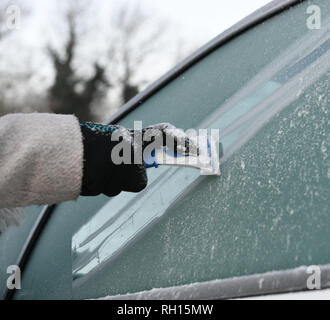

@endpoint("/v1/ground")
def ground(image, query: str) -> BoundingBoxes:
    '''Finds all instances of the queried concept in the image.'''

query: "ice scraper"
[144,135,222,176]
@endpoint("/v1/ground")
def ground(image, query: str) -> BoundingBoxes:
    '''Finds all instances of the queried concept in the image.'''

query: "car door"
[7,0,330,299]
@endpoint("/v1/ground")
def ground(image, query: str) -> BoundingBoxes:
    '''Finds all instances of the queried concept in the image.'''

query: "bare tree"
[108,4,167,104]
[48,11,109,121]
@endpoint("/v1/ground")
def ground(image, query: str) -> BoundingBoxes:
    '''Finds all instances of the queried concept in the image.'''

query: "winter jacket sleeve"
[0,113,84,209]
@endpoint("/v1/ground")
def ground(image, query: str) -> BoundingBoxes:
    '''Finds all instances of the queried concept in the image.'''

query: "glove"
[79,122,198,197]
[80,122,145,197]
[137,123,199,157]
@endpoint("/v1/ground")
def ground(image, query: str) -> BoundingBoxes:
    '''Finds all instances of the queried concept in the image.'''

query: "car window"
[0,206,42,298]
[15,0,330,300]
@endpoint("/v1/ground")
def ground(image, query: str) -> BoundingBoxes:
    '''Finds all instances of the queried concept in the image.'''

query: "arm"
[0,113,196,234]
[0,113,84,208]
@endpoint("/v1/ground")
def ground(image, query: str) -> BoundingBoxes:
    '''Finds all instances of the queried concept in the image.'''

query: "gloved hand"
[79,122,198,198]
[137,123,199,157]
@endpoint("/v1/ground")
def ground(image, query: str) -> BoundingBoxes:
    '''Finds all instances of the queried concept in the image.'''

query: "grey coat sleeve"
[0,113,84,210]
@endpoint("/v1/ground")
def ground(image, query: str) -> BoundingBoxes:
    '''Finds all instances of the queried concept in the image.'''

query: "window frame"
[3,0,308,300]
[95,264,330,300]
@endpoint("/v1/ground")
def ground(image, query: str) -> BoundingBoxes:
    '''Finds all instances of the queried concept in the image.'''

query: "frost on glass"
[72,18,330,284]
[72,166,199,278]
[71,6,330,299]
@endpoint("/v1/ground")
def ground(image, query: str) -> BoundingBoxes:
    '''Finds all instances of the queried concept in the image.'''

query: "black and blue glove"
[80,122,145,197]
[79,122,198,198]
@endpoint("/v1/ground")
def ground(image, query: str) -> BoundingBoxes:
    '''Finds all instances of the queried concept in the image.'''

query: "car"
[1,0,329,300]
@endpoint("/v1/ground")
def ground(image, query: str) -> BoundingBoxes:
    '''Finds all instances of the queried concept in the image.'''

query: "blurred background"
[0,0,271,122]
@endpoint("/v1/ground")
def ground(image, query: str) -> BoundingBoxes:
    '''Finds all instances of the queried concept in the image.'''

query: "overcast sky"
[143,0,273,42]
[20,0,273,50]
[1,0,273,109]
